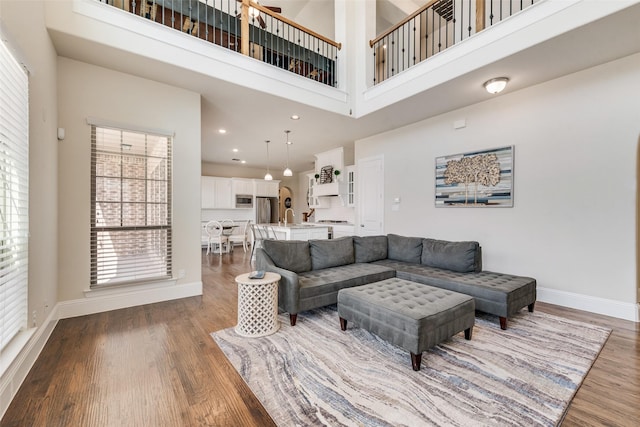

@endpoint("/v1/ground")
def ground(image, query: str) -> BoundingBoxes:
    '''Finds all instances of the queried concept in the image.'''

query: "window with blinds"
[0,39,29,351]
[90,126,172,287]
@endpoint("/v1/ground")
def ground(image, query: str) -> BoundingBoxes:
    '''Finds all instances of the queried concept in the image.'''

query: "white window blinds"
[0,39,29,351]
[90,125,172,287]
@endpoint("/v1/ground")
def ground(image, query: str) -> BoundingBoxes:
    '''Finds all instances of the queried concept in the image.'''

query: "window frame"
[90,123,173,288]
[0,37,29,352]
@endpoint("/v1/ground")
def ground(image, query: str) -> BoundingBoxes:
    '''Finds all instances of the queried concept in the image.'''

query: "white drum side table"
[235,272,281,337]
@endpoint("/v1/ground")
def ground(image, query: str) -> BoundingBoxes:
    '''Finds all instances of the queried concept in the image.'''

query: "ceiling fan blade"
[265,6,282,13]
[258,15,266,29]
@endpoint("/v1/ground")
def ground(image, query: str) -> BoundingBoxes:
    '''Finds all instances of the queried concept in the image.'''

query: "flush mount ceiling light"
[283,130,293,177]
[484,77,509,94]
[264,140,273,181]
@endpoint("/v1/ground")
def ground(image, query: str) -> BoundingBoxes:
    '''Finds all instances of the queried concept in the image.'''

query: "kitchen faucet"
[284,208,295,226]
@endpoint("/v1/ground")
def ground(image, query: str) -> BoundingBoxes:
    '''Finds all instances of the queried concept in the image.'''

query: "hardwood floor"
[2,250,639,426]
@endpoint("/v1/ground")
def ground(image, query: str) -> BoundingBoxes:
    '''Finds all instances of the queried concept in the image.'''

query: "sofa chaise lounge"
[256,234,536,330]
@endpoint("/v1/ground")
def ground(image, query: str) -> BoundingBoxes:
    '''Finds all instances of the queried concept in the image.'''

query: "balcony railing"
[101,0,341,87]
[370,0,538,85]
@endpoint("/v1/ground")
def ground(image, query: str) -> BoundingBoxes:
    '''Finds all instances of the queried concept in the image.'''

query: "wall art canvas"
[435,146,514,207]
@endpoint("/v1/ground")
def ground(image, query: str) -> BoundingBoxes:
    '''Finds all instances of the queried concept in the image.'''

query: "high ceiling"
[48,0,640,174]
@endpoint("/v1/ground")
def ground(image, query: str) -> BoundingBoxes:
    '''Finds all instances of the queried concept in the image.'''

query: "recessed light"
[290,115,300,120]
[218,128,227,134]
[232,148,239,153]
[241,160,246,164]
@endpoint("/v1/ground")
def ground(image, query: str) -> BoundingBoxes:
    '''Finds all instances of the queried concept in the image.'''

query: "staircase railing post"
[476,0,486,32]
[241,0,250,56]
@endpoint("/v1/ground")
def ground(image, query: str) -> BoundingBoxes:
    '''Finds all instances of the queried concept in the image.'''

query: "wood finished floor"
[2,250,639,426]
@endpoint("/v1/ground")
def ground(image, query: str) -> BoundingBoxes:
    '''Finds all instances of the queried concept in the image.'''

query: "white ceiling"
[48,0,640,174]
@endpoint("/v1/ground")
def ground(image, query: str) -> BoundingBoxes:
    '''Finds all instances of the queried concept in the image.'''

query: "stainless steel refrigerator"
[255,197,278,224]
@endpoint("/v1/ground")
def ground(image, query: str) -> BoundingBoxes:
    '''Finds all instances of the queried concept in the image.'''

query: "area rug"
[211,306,610,427]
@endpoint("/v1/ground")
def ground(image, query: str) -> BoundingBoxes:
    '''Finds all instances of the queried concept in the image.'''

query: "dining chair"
[250,224,277,261]
[205,220,228,255]
[220,219,235,236]
[228,220,250,252]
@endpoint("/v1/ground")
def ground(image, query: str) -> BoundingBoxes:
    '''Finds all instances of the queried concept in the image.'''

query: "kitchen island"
[256,224,329,241]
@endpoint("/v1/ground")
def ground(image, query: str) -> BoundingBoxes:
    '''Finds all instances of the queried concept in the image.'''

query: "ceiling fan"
[236,1,282,29]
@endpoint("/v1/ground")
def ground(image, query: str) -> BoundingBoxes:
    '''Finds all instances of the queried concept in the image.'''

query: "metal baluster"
[412,16,416,66]
[467,0,471,37]
[490,0,494,25]
[390,33,395,77]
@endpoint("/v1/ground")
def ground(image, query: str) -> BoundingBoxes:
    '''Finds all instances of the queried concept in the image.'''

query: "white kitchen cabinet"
[201,176,232,209]
[307,174,320,208]
[254,180,280,197]
[232,178,253,197]
[214,177,232,208]
[259,225,329,241]
[332,224,356,238]
[201,176,216,209]
[346,165,356,207]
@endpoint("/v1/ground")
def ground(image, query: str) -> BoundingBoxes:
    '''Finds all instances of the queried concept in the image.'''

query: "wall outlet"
[32,310,37,327]
[178,269,186,279]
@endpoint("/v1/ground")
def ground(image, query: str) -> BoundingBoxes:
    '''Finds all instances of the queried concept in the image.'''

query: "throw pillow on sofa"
[387,234,423,263]
[353,235,388,263]
[309,237,355,270]
[421,238,481,273]
[262,240,312,273]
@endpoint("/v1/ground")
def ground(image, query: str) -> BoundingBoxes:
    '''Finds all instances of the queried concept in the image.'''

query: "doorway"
[279,186,293,223]
[358,155,384,236]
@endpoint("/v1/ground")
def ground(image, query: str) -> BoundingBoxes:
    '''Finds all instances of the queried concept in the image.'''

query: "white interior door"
[357,155,384,236]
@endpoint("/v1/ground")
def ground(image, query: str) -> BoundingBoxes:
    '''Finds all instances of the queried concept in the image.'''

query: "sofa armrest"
[256,247,300,313]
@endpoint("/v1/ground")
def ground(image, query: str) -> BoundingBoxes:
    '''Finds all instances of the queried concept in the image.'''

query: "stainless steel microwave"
[235,194,253,208]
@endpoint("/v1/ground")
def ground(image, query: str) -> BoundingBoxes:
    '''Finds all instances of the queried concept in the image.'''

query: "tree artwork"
[443,153,501,205]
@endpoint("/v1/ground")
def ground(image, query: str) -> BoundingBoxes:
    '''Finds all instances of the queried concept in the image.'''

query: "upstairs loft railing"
[370,0,538,85]
[101,0,342,87]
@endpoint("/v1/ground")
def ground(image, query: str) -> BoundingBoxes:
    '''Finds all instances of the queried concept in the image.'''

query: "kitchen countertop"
[304,222,355,226]
[256,223,329,229]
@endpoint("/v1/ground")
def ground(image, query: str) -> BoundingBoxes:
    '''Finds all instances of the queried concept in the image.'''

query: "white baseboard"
[0,305,59,420]
[537,286,640,323]
[57,280,202,319]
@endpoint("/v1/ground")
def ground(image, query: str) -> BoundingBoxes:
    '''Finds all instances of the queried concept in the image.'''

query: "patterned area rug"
[211,306,610,427]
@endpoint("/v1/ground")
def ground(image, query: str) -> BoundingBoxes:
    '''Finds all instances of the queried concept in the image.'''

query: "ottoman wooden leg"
[528,302,535,312]
[289,313,298,326]
[339,317,348,331]
[499,316,507,330]
[464,326,473,340]
[410,352,422,371]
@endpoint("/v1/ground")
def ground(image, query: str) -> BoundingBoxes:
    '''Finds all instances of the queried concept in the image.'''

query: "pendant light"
[264,140,273,181]
[283,130,293,177]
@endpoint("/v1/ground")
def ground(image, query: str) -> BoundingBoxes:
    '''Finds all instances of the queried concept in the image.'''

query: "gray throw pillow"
[309,237,354,270]
[353,235,388,263]
[387,234,422,263]
[421,238,481,273]
[262,240,311,273]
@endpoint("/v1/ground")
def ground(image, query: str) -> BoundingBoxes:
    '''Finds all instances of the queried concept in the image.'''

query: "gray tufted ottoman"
[338,278,475,371]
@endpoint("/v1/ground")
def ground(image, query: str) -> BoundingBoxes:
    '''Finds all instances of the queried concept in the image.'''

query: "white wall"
[356,53,640,312]
[57,58,202,301]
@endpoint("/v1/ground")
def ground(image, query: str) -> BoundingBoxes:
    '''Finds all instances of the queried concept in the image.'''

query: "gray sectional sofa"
[255,234,536,330]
